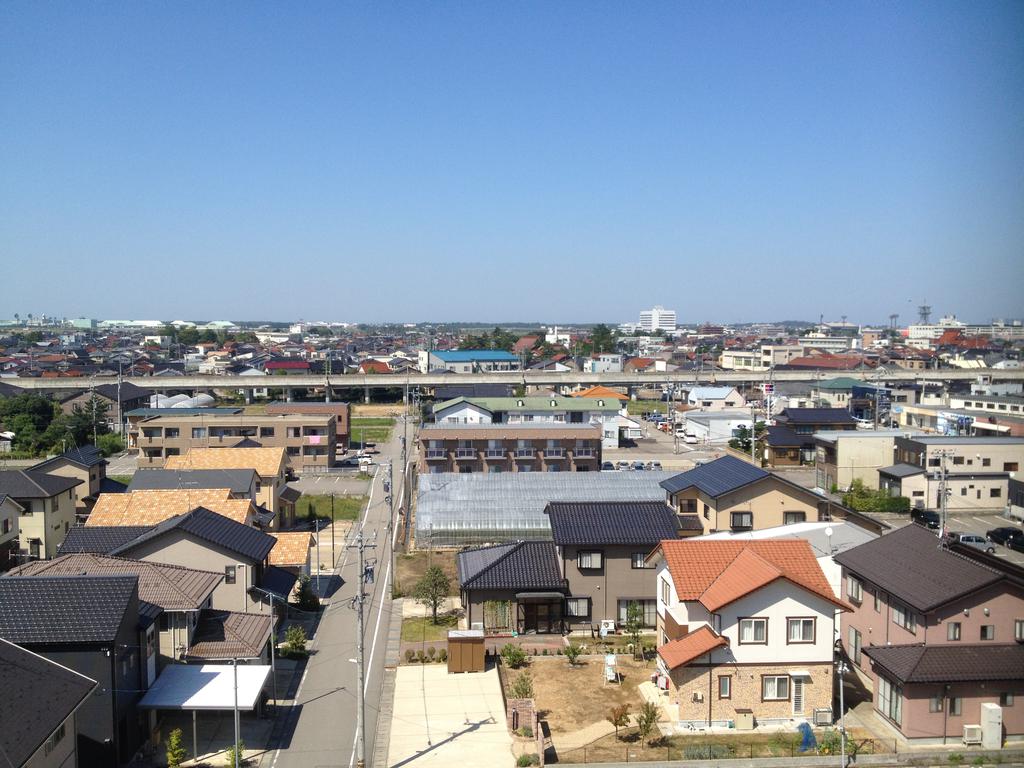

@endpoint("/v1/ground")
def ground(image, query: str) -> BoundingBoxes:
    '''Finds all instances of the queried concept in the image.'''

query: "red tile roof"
[358,360,392,374]
[658,539,846,611]
[266,360,309,370]
[658,626,728,670]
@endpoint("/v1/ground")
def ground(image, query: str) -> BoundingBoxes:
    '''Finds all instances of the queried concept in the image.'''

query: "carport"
[139,663,271,759]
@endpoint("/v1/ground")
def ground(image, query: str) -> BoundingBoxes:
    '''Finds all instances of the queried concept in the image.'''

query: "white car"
[683,434,698,444]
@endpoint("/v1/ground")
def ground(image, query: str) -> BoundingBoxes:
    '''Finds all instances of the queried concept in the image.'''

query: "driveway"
[387,665,510,768]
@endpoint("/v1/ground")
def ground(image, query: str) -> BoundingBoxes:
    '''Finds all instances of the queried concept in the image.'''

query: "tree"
[625,601,645,660]
[635,701,660,747]
[225,738,246,767]
[564,643,582,667]
[606,704,631,740]
[285,624,308,654]
[509,671,534,699]
[293,575,320,611]
[166,727,188,768]
[500,643,528,669]
[727,421,767,457]
[67,395,111,446]
[96,432,124,456]
[590,324,616,353]
[177,327,200,345]
[413,565,450,624]
[0,393,65,454]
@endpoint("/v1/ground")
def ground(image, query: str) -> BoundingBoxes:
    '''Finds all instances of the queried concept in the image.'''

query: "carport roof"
[139,664,271,711]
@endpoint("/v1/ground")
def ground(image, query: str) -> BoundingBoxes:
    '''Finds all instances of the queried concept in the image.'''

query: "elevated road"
[5,368,1022,394]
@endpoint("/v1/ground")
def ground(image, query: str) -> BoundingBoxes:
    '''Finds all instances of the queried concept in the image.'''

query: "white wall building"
[638,306,677,333]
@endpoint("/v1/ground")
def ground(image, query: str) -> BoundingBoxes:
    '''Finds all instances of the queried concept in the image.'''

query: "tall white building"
[638,305,677,332]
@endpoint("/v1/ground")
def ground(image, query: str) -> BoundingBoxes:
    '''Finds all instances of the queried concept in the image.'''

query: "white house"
[685,387,746,411]
[682,410,753,443]
[649,539,847,728]
[585,353,624,373]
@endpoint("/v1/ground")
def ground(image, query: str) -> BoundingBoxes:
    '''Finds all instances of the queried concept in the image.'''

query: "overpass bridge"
[5,368,1021,401]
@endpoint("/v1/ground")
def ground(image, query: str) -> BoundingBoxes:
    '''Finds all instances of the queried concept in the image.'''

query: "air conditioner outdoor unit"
[471,622,484,631]
[962,724,983,745]
[812,708,834,726]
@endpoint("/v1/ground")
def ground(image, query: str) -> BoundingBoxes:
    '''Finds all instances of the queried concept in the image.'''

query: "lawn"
[297,494,368,522]
[395,550,459,597]
[109,475,133,486]
[351,417,394,444]
[400,612,459,643]
[625,399,669,416]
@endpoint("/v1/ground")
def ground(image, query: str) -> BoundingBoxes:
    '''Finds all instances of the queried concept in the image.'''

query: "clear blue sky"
[2,2,1022,325]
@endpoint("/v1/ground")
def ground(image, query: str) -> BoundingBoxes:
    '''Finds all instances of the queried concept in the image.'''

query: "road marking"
[972,516,989,524]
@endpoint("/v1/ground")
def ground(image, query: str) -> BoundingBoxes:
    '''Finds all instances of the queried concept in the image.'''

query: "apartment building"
[134,412,336,470]
[814,429,923,492]
[265,401,351,451]
[879,436,1024,512]
[422,350,521,373]
[418,423,602,473]
[639,305,677,333]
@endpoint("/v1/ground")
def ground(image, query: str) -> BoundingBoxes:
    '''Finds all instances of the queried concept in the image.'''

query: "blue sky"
[2,2,1022,325]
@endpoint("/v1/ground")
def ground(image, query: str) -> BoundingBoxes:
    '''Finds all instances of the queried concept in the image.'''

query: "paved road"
[270,422,411,768]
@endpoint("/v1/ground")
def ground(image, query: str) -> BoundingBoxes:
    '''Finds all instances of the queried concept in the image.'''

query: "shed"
[447,629,485,674]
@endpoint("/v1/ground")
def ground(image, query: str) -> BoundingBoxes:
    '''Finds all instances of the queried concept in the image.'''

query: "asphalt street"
[269,420,411,768]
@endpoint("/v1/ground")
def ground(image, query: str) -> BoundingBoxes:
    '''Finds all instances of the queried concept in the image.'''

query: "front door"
[519,602,560,634]
[792,678,804,716]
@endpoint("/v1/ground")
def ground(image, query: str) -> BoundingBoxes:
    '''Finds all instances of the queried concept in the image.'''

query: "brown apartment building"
[265,401,351,452]
[418,423,602,474]
[134,412,337,471]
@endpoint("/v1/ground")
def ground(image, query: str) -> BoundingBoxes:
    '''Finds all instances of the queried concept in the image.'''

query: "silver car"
[947,532,995,554]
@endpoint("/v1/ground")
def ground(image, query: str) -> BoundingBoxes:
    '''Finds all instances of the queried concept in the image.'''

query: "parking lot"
[885,511,1024,566]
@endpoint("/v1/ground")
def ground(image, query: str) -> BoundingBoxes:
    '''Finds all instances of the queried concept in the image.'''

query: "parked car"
[631,461,646,471]
[683,434,698,444]
[601,462,615,471]
[987,527,1024,547]
[1009,536,1024,554]
[616,460,630,471]
[650,461,663,471]
[944,532,995,554]
[911,509,941,529]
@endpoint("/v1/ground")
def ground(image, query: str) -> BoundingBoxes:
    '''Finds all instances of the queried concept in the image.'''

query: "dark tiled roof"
[98,476,129,494]
[0,638,97,767]
[457,541,565,592]
[34,445,105,470]
[878,463,925,479]
[0,469,83,499]
[660,455,768,497]
[765,425,803,447]
[60,381,150,404]
[279,485,302,504]
[186,609,272,660]
[113,507,276,562]
[776,408,857,425]
[864,643,1024,684]
[10,553,221,612]
[0,575,137,644]
[128,468,257,495]
[58,525,154,555]
[835,523,1004,612]
[677,515,704,531]
[545,501,679,546]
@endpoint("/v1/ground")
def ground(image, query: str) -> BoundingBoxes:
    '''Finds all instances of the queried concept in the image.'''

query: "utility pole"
[330,493,336,567]
[347,531,376,768]
[750,402,757,465]
[314,516,321,592]
[937,450,953,538]
[837,658,849,768]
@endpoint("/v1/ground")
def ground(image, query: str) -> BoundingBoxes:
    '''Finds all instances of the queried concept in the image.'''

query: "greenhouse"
[415,471,675,548]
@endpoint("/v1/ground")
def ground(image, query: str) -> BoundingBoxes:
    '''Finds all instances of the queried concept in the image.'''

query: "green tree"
[285,624,308,654]
[177,327,200,345]
[509,671,534,699]
[635,701,660,747]
[589,324,616,353]
[293,575,320,611]
[564,643,583,667]
[96,432,124,456]
[727,421,767,458]
[166,727,187,768]
[0,393,63,454]
[625,601,645,660]
[413,565,451,624]
[500,643,528,669]
[225,738,246,767]
[66,395,111,446]
[606,704,631,740]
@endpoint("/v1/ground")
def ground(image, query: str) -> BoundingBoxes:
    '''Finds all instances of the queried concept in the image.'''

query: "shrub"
[427,646,437,660]
[225,739,246,766]
[516,754,540,767]
[404,649,415,663]
[564,643,583,667]
[500,644,528,669]
[293,575,320,611]
[948,755,964,766]
[166,727,187,768]
[636,701,660,747]
[606,704,630,740]
[542,648,548,656]
[516,725,533,738]
[509,671,535,699]
[438,648,447,662]
[285,624,307,655]
[684,744,734,759]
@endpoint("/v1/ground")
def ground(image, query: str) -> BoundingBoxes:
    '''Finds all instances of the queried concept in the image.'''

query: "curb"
[372,597,405,768]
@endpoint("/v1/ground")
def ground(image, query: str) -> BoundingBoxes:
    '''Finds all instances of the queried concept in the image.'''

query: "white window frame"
[877,675,902,725]
[947,621,961,641]
[892,602,916,633]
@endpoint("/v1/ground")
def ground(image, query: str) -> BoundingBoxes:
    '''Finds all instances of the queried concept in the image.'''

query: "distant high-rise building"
[638,305,677,332]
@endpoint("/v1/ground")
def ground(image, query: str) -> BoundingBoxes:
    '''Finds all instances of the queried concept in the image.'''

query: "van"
[911,508,940,529]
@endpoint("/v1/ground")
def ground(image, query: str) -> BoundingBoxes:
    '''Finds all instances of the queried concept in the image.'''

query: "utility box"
[734,708,755,731]
[980,703,1003,749]
[447,629,485,673]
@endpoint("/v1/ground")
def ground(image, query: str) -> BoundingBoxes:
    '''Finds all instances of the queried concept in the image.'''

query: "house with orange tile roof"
[86,488,257,527]
[648,538,849,729]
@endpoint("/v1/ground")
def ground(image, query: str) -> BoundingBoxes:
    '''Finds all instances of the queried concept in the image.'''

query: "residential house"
[0,493,23,571]
[0,638,96,768]
[835,524,1024,743]
[814,429,923,493]
[269,531,314,583]
[433,396,621,450]
[763,425,805,467]
[572,385,629,403]
[650,539,848,727]
[127,468,257,501]
[583,354,625,373]
[418,423,602,474]
[683,410,753,443]
[264,359,310,375]
[58,382,150,429]
[165,447,291,526]
[0,575,145,766]
[0,469,81,560]
[424,350,521,374]
[879,436,1024,513]
[31,445,126,519]
[771,408,857,465]
[685,387,746,411]
[86,487,258,527]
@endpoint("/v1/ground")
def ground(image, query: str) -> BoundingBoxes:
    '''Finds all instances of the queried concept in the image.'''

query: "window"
[982,458,991,467]
[565,598,589,618]
[953,456,964,465]
[848,627,862,665]
[1016,619,1024,642]
[947,622,961,641]
[703,503,710,520]
[617,599,657,627]
[929,695,943,713]
[783,511,806,525]
[990,488,1002,498]
[224,565,236,584]
[718,675,732,699]
[43,722,66,756]
[787,618,815,644]
[1005,462,1019,472]
[980,625,995,640]
[873,591,881,613]
[739,618,768,644]
[261,427,275,437]
[1,518,10,535]
[949,696,962,716]
[631,552,648,569]
[731,511,753,530]
[1000,693,1015,707]
[680,499,697,513]
[877,676,902,725]
[893,603,916,633]
[762,675,789,700]
[660,578,671,605]
[578,551,603,570]
[847,575,863,603]
[165,427,179,438]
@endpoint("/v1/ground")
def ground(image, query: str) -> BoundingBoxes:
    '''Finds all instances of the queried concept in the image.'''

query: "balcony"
[485,449,506,459]
[455,449,477,459]
[425,450,447,460]
[573,449,595,458]
[515,450,535,459]
[544,449,565,459]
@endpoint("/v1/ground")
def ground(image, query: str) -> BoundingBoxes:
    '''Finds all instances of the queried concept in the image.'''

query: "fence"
[557,736,895,764]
